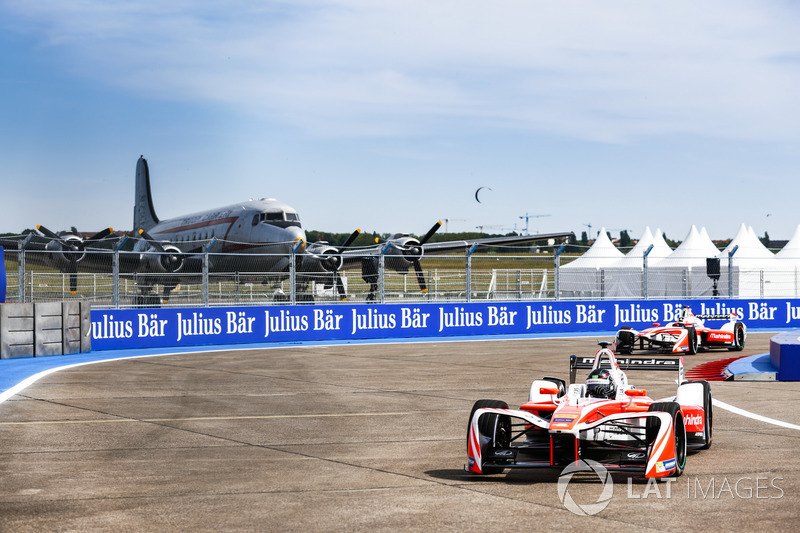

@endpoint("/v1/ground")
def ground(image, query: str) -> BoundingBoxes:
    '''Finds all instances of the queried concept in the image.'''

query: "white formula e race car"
[615,306,746,355]
[466,343,712,479]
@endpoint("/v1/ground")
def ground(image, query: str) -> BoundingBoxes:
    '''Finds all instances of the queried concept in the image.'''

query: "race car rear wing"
[694,313,738,321]
[569,354,685,384]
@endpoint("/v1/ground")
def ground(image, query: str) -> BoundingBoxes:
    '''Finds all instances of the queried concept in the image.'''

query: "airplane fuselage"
[133,198,307,273]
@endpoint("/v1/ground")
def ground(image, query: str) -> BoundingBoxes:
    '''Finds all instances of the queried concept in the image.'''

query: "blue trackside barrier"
[88,298,800,351]
[770,332,800,381]
[0,246,6,303]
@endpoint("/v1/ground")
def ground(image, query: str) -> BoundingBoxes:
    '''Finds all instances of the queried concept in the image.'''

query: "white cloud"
[4,0,800,142]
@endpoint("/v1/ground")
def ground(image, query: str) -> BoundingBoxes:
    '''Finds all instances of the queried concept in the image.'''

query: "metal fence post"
[201,239,216,307]
[554,244,566,301]
[17,233,35,303]
[290,240,304,305]
[379,242,392,304]
[728,245,738,297]
[600,268,606,299]
[643,244,653,300]
[112,236,128,309]
[17,247,25,303]
[112,249,120,309]
[465,244,478,302]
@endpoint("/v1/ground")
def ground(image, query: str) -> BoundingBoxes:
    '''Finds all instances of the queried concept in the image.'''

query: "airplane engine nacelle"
[386,236,423,274]
[302,242,342,273]
[43,235,86,269]
[139,243,185,274]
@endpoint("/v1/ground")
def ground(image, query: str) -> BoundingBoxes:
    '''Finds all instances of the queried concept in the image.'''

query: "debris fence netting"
[3,246,799,308]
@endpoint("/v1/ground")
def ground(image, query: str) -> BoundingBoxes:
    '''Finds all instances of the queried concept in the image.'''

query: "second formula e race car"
[614,306,746,355]
[466,342,713,478]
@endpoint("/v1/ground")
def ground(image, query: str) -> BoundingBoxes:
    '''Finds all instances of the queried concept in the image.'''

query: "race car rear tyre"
[615,329,635,354]
[646,401,687,477]
[467,399,510,474]
[729,323,745,351]
[686,326,698,355]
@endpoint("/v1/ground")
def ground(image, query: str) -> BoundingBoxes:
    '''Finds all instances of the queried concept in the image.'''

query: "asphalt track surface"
[0,332,798,532]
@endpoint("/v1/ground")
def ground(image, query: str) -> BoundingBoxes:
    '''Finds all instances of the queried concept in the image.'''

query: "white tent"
[562,227,624,268]
[647,226,721,298]
[615,227,673,266]
[718,224,775,260]
[654,225,718,267]
[719,223,791,297]
[604,227,673,297]
[776,224,800,262]
[775,225,800,296]
[559,227,624,298]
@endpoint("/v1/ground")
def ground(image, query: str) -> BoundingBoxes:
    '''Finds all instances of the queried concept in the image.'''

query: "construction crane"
[519,213,551,235]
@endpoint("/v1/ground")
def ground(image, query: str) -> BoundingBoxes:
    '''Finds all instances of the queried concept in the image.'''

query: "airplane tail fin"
[134,156,159,231]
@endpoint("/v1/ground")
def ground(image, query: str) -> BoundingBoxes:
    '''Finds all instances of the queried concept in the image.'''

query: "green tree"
[619,230,632,248]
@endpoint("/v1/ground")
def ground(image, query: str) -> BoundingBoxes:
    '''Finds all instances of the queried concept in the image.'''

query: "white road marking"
[0,352,176,405]
[713,398,800,431]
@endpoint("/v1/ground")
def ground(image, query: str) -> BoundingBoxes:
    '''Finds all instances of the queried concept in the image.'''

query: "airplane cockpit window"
[254,210,301,228]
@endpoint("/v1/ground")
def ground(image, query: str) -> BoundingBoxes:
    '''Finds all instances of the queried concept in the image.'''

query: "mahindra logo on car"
[617,358,678,366]
[684,414,703,426]
[708,333,729,340]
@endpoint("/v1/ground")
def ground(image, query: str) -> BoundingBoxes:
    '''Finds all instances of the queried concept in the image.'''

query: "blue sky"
[2,1,799,243]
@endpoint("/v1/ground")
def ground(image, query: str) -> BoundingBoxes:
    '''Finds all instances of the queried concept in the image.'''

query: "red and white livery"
[615,306,746,355]
[466,342,713,478]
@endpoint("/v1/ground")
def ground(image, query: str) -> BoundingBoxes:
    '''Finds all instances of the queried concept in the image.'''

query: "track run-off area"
[0,332,798,531]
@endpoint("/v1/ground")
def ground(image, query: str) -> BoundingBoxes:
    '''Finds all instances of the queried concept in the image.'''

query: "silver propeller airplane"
[2,156,574,304]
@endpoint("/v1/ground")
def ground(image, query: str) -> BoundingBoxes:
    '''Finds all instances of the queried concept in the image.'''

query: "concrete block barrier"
[1,301,91,359]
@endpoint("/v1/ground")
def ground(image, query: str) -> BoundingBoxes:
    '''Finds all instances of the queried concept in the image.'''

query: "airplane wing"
[420,231,575,255]
[335,222,574,300]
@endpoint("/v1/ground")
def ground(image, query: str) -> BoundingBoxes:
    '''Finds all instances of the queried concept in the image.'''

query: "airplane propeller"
[406,221,441,293]
[336,229,362,299]
[363,220,442,300]
[306,228,362,300]
[37,225,114,294]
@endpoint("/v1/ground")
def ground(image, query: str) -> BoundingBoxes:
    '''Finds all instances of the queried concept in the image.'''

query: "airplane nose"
[286,226,306,245]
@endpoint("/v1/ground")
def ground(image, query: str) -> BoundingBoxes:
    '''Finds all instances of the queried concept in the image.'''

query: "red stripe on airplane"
[157,216,240,235]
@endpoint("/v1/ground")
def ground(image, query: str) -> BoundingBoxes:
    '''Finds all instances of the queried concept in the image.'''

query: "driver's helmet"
[586,368,616,399]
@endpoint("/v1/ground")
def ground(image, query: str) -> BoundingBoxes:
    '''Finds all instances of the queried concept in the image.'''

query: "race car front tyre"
[697,380,713,450]
[647,401,687,477]
[467,399,511,474]
[729,322,745,351]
